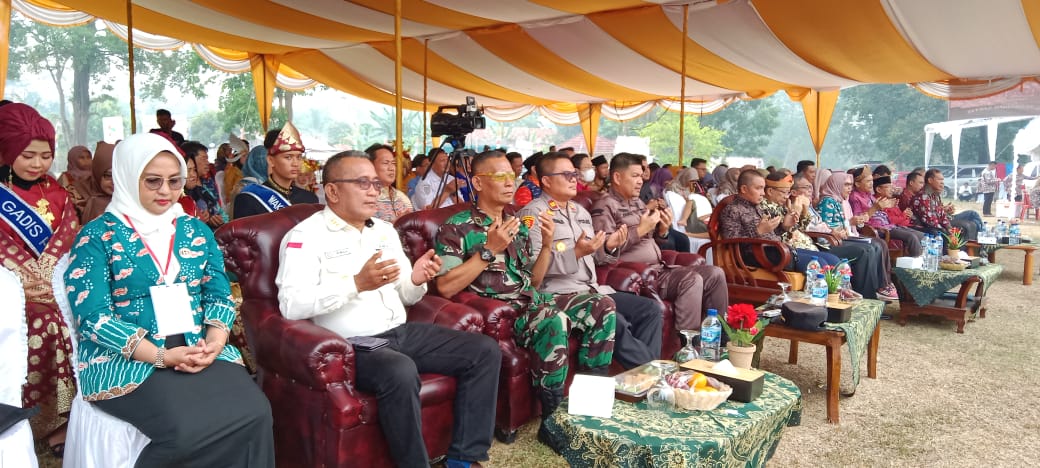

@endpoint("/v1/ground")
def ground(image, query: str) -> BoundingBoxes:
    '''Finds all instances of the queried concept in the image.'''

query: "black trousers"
[609,291,663,368]
[93,360,274,468]
[983,191,995,215]
[358,322,501,468]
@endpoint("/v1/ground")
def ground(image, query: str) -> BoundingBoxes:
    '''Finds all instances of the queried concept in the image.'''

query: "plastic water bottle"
[811,273,828,306]
[1010,223,1021,245]
[804,256,822,292]
[924,235,938,271]
[836,258,852,290]
[700,309,722,362]
[920,234,932,270]
[998,220,1008,242]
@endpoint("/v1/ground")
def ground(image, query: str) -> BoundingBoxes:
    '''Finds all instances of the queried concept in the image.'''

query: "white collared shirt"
[276,207,427,338]
[411,171,456,210]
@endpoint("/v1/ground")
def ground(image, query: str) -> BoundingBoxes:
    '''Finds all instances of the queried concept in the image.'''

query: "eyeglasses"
[142,176,186,191]
[326,178,382,191]
[475,172,514,183]
[544,171,579,182]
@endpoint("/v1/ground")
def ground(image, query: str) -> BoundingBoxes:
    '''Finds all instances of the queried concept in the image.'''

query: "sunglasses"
[544,171,579,182]
[475,172,514,183]
[142,176,186,191]
[326,178,383,191]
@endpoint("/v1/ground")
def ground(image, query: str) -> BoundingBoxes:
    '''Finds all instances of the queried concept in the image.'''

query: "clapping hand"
[486,217,520,254]
[657,206,674,232]
[757,215,781,235]
[605,226,629,251]
[411,249,442,286]
[638,209,662,234]
[574,230,606,258]
[538,211,555,248]
[354,251,400,292]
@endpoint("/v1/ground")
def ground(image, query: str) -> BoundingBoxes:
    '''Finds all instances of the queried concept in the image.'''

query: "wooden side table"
[761,316,880,424]
[965,241,1037,285]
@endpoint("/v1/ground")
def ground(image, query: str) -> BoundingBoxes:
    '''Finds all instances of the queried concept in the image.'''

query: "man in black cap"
[589,155,609,192]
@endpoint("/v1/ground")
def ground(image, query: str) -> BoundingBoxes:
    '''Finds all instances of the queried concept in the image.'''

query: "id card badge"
[150,282,196,336]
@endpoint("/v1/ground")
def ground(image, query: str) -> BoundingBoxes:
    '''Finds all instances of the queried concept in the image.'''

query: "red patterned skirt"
[23,301,76,438]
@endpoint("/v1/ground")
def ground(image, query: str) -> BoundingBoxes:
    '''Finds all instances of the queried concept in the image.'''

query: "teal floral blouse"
[817,196,847,230]
[65,212,242,401]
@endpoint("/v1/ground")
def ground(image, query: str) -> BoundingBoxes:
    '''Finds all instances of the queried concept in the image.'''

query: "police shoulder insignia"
[547,200,560,211]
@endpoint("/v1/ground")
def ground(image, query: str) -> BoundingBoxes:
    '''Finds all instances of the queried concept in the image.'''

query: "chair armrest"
[251,308,356,392]
[406,295,486,333]
[806,231,840,246]
[712,238,792,274]
[600,265,642,294]
[660,250,705,266]
[450,291,518,342]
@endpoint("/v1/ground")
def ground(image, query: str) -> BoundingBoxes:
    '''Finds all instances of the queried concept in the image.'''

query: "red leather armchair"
[395,203,689,441]
[215,204,487,467]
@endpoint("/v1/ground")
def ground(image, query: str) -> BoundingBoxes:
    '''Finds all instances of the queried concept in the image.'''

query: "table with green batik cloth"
[892,264,1002,306]
[820,299,883,387]
[542,373,802,468]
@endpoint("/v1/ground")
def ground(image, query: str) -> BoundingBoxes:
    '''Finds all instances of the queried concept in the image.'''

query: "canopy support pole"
[126,0,137,133]
[423,38,429,155]
[678,4,688,167]
[0,0,11,101]
[394,0,404,189]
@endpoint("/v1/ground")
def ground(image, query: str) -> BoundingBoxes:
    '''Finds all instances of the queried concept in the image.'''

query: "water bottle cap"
[811,256,818,260]
[707,309,717,316]
[817,273,825,279]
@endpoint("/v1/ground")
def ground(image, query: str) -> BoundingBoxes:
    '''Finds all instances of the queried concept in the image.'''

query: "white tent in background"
[923,116,1035,195]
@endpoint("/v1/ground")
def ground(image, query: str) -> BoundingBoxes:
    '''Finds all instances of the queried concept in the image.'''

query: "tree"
[8,16,128,148]
[700,98,780,157]
[188,111,228,147]
[636,111,727,165]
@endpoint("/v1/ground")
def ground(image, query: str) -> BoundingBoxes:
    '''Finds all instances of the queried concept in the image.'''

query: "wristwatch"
[478,246,495,262]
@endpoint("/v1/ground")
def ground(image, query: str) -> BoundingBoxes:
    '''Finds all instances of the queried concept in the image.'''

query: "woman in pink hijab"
[816,171,898,301]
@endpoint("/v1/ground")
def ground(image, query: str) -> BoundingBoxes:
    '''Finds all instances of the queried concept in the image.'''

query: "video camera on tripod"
[431,97,486,206]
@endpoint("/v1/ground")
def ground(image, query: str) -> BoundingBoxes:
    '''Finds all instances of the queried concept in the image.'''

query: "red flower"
[726,303,758,330]
[749,327,758,335]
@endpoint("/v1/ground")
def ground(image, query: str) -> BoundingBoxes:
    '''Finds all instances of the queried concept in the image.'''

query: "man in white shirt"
[412,148,464,209]
[276,151,500,468]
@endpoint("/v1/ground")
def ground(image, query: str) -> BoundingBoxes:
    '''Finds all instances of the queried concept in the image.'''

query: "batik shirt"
[910,187,951,230]
[437,207,535,301]
[760,198,817,250]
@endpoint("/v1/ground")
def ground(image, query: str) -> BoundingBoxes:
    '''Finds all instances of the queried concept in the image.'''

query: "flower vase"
[827,293,839,304]
[947,249,960,258]
[726,343,756,369]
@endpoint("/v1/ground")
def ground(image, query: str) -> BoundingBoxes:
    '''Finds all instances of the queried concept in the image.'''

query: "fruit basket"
[664,371,733,411]
[939,262,966,271]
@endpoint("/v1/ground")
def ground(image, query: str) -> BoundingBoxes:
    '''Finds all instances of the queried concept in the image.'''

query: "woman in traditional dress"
[0,103,77,454]
[64,132,274,467]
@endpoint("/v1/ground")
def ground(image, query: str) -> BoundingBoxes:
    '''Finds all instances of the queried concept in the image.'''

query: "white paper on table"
[567,374,614,418]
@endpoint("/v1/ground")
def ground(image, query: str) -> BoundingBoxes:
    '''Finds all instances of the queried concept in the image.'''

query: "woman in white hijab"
[64,133,274,467]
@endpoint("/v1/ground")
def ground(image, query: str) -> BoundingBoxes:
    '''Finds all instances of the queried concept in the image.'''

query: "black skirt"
[93,360,274,468]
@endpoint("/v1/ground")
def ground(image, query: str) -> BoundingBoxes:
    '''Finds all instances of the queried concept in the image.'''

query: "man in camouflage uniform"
[591,153,729,332]
[519,152,663,369]
[436,151,616,449]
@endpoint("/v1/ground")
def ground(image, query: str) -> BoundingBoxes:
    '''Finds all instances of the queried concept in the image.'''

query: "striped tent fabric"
[8,0,1040,118]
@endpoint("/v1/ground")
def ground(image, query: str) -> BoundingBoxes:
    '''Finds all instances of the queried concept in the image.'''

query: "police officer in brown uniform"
[590,152,729,332]
[519,152,663,368]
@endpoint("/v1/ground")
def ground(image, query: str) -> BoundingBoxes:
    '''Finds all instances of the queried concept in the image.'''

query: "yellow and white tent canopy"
[5,0,1040,152]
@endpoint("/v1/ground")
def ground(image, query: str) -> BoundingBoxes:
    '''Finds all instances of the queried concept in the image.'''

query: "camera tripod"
[432,135,477,207]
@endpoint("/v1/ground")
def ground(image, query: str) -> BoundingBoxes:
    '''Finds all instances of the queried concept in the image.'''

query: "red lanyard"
[124,216,177,281]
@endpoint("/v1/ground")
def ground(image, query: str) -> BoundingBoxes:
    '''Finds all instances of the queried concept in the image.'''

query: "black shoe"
[537,420,561,455]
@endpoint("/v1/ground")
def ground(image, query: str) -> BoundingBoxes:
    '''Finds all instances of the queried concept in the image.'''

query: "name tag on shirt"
[150,283,196,336]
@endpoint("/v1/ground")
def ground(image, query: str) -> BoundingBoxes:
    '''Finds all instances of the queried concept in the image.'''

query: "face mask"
[581,168,596,182]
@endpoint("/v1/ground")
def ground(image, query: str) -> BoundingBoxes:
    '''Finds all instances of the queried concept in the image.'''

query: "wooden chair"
[700,195,804,304]
[857,225,905,265]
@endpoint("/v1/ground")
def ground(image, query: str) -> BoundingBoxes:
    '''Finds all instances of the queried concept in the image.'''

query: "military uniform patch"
[521,215,536,229]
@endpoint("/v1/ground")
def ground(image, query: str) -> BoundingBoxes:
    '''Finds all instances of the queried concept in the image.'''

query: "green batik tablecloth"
[892,264,1003,306]
[821,299,883,387]
[543,373,802,468]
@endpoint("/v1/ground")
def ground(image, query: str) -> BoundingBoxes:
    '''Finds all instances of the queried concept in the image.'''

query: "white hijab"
[106,133,187,280]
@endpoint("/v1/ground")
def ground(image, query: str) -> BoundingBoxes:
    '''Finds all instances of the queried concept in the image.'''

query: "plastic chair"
[53,254,150,468]
[0,266,39,467]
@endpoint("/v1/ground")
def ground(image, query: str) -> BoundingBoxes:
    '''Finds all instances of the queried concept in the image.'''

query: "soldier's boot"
[536,385,565,454]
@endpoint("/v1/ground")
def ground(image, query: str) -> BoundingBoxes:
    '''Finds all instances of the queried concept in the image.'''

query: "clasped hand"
[168,339,222,373]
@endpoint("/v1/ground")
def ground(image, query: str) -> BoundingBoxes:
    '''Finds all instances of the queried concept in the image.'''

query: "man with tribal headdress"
[233,122,319,219]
